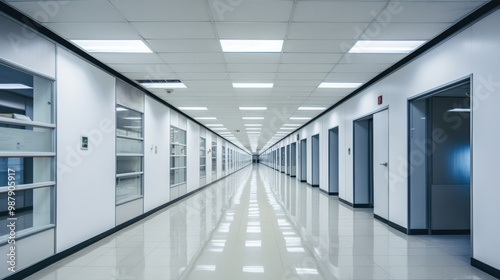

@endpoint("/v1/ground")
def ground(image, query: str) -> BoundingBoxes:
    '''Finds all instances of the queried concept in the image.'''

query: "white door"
[373,109,389,220]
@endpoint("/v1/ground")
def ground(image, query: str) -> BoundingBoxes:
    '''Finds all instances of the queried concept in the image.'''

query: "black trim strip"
[374,214,388,224]
[352,203,372,209]
[311,184,319,188]
[0,2,249,156]
[339,197,353,207]
[319,188,338,196]
[260,0,500,155]
[388,221,408,234]
[431,229,471,235]
[3,164,251,280]
[471,258,500,279]
[408,229,428,235]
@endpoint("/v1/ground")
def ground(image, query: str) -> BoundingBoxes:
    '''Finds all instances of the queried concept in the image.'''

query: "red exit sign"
[378,95,383,105]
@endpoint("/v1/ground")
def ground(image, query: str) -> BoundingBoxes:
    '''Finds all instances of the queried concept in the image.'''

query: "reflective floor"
[27,165,496,280]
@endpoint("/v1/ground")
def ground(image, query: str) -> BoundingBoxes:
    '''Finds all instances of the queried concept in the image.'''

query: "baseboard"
[3,164,252,280]
[388,221,408,234]
[339,197,353,207]
[374,214,388,224]
[300,179,307,182]
[290,175,296,178]
[431,229,471,235]
[471,258,500,279]
[319,188,338,196]
[408,229,428,235]
[352,203,372,208]
[311,184,319,188]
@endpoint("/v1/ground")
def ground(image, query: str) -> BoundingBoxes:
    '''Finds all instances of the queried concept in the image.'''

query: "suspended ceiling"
[4,0,488,153]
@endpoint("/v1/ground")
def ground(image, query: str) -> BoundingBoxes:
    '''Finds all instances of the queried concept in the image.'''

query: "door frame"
[328,126,339,195]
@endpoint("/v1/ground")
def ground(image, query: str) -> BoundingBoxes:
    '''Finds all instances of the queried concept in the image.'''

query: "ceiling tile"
[90,53,165,64]
[332,63,392,73]
[159,53,225,64]
[284,40,356,53]
[337,53,407,64]
[121,72,180,80]
[132,22,216,39]
[278,64,333,73]
[224,54,281,64]
[44,23,139,39]
[215,22,288,39]
[359,22,452,40]
[288,23,368,39]
[177,72,230,80]
[229,73,276,81]
[111,0,211,21]
[227,64,278,73]
[274,80,320,87]
[293,1,386,22]
[276,72,328,80]
[209,1,293,22]
[146,39,222,52]
[8,0,124,22]
[169,64,227,72]
[390,1,486,23]
[108,63,173,73]
[324,72,379,82]
[281,53,342,64]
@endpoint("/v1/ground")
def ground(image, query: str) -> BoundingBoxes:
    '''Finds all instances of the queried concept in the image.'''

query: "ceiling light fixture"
[244,124,262,127]
[318,82,362,88]
[298,107,326,110]
[349,40,426,53]
[195,117,217,120]
[206,124,224,127]
[233,83,273,88]
[138,79,187,89]
[239,107,267,111]
[220,40,283,53]
[71,40,152,53]
[212,127,227,130]
[290,117,312,120]
[178,107,207,110]
[242,117,264,120]
[283,124,301,127]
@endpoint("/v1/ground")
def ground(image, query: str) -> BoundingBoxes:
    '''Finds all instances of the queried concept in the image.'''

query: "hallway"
[28,165,494,280]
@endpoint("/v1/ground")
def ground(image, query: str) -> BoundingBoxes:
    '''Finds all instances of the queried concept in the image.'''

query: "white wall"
[56,47,116,252]
[144,96,170,212]
[261,8,500,272]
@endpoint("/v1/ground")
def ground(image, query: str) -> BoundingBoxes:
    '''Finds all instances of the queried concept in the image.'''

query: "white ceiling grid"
[5,0,488,153]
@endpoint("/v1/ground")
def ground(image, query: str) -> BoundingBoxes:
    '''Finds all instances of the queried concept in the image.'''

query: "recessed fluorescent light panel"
[318,82,362,88]
[242,117,264,120]
[71,40,152,53]
[246,128,261,130]
[280,127,295,130]
[298,107,326,110]
[233,83,273,88]
[220,40,283,53]
[178,107,207,110]
[212,127,227,131]
[195,117,217,120]
[138,79,187,89]
[349,40,425,53]
[244,124,262,127]
[239,107,267,111]
[0,83,32,90]
[290,117,312,120]
[206,124,224,127]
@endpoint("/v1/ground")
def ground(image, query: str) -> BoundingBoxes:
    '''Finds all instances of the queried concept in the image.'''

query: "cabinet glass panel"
[116,104,143,203]
[116,175,142,204]
[211,141,217,173]
[170,126,187,187]
[200,137,206,178]
[0,157,54,186]
[0,186,55,238]
[0,126,53,153]
[117,138,143,154]
[116,105,142,138]
[116,156,142,174]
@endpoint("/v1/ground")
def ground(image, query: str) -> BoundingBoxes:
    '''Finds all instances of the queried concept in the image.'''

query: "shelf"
[116,171,144,178]
[0,117,56,129]
[116,135,144,141]
[0,152,55,157]
[116,153,143,157]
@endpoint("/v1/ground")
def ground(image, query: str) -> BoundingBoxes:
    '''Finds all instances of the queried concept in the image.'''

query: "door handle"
[379,162,388,167]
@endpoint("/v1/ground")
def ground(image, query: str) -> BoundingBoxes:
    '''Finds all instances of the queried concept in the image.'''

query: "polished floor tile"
[26,165,496,280]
